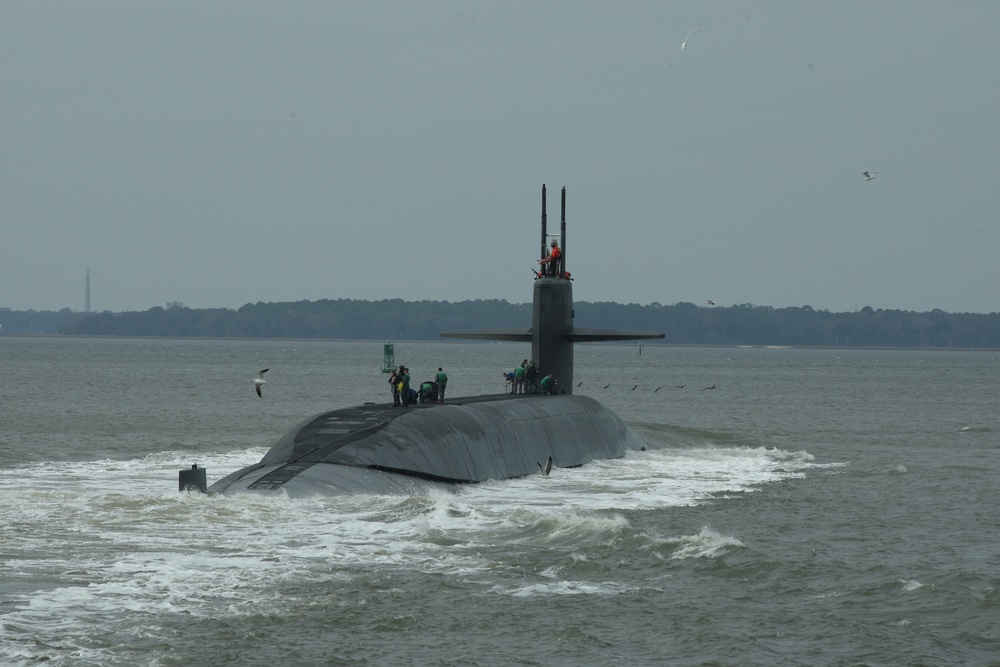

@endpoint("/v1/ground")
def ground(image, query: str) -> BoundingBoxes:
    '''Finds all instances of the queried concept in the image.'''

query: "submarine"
[203,185,664,497]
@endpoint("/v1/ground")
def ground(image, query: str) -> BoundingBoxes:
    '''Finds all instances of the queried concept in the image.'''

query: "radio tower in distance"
[85,267,91,313]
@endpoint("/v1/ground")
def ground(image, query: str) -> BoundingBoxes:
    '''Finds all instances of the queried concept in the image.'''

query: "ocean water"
[1,336,998,666]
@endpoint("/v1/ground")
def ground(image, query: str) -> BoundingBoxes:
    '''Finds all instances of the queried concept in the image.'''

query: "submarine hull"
[209,393,647,497]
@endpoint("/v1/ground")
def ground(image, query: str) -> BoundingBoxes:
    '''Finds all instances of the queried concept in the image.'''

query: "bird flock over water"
[577,381,718,392]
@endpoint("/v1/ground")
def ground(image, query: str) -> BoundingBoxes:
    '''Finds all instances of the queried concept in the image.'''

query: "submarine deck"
[209,391,647,496]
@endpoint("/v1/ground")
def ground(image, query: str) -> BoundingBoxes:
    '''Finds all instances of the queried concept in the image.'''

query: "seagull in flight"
[669,22,702,68]
[253,368,269,397]
[537,456,553,476]
[706,300,715,306]
[862,171,878,181]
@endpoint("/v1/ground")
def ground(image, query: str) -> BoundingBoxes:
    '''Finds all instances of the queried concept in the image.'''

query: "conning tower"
[441,185,663,390]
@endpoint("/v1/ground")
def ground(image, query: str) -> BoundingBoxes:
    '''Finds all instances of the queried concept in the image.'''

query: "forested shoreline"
[3,299,1000,348]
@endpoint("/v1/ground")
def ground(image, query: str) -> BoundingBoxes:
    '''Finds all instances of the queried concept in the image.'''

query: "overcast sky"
[3,1,998,314]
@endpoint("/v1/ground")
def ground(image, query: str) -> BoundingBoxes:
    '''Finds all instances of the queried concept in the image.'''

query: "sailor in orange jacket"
[540,239,562,277]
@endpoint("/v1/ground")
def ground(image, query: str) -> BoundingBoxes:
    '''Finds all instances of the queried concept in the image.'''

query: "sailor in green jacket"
[419,381,436,403]
[435,367,448,402]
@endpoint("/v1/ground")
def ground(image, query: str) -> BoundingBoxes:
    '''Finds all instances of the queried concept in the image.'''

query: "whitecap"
[490,580,640,597]
[668,526,745,560]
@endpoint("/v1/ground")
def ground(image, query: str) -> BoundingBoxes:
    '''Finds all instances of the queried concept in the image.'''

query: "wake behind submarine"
[198,186,664,497]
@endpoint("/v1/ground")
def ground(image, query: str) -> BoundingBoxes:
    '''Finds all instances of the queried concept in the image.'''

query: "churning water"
[2,337,998,666]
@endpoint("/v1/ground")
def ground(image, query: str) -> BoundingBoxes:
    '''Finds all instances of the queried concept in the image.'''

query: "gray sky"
[3,1,998,314]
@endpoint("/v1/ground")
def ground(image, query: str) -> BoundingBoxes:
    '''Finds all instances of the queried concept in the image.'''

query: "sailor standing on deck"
[389,369,400,406]
[436,367,448,402]
[525,360,539,394]
[399,365,411,407]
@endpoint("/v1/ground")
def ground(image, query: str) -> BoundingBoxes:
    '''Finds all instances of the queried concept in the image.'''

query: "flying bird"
[706,300,715,306]
[654,386,664,392]
[603,383,611,389]
[703,383,717,391]
[537,456,553,476]
[669,22,702,68]
[632,385,638,390]
[253,369,269,397]
[863,171,878,181]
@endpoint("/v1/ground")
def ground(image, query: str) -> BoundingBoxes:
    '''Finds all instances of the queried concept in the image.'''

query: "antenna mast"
[540,184,547,261]
[85,267,91,313]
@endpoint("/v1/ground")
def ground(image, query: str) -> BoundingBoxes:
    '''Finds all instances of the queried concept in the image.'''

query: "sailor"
[419,381,437,403]
[436,367,448,402]
[514,361,526,394]
[525,360,539,393]
[547,239,562,277]
[399,366,411,406]
[538,239,562,277]
[389,369,400,406]
[502,370,516,393]
[539,373,558,395]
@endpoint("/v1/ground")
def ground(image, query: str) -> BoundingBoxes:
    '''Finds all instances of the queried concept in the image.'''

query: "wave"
[489,579,644,598]
[662,526,746,560]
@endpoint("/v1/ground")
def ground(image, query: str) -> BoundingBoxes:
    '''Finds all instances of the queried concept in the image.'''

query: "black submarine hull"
[209,393,647,497]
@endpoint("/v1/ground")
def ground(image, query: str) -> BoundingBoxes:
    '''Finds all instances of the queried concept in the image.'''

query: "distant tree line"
[3,301,1000,348]
[0,307,84,335]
